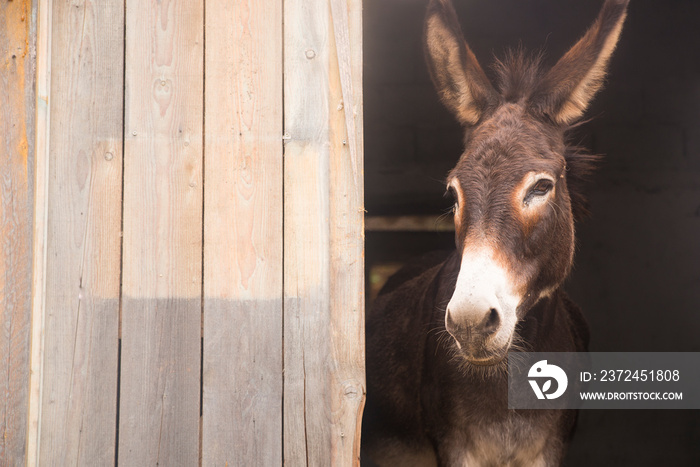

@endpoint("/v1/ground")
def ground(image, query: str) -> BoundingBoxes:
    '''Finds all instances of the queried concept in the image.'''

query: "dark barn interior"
[363,0,700,465]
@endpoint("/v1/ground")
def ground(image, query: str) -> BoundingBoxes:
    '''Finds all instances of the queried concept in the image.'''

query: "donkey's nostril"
[482,308,501,335]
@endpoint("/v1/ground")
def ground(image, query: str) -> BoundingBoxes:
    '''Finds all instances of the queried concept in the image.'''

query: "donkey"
[362,0,629,465]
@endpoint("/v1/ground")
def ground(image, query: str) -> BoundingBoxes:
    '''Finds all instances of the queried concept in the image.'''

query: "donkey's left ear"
[533,0,630,125]
[424,0,498,126]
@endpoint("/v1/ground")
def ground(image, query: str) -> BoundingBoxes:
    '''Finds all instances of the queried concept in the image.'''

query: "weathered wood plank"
[283,0,332,462]
[284,0,332,465]
[0,0,35,463]
[328,1,366,464]
[27,0,50,463]
[202,0,283,465]
[119,0,203,464]
[34,0,123,465]
[284,0,365,464]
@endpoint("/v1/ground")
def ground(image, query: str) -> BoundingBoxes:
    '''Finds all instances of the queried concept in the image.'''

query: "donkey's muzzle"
[445,307,501,342]
[445,243,522,362]
[445,309,510,365]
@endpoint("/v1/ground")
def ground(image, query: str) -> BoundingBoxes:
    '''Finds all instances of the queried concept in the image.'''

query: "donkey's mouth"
[454,334,513,366]
[465,353,506,366]
[462,348,508,366]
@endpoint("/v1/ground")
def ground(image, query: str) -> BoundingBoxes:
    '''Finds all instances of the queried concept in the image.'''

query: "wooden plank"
[330,0,365,464]
[283,0,332,462]
[284,0,365,464]
[35,1,124,464]
[328,1,365,464]
[27,0,50,463]
[119,0,203,464]
[0,0,35,463]
[202,0,283,465]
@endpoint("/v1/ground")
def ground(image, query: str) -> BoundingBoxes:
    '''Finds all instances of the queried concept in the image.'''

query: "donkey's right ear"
[532,0,629,125]
[424,0,498,126]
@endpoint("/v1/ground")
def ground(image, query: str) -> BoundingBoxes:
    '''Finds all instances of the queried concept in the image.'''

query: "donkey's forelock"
[492,48,546,104]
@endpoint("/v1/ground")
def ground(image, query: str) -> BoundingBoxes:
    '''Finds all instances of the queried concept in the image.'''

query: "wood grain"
[21,1,364,464]
[27,0,50,462]
[328,1,366,464]
[284,0,332,462]
[284,0,365,464]
[36,1,123,464]
[119,0,203,464]
[202,0,283,464]
[0,0,35,463]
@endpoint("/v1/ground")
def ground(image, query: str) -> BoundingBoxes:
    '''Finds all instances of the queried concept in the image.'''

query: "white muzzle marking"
[446,243,522,350]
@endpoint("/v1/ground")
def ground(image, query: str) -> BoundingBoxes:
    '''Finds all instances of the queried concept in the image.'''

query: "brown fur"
[363,1,629,465]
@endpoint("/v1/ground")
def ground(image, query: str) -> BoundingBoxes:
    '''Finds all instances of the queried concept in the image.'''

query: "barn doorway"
[363,0,700,465]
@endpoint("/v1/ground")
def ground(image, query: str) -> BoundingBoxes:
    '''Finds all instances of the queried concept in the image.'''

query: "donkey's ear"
[533,0,630,125]
[424,0,498,126]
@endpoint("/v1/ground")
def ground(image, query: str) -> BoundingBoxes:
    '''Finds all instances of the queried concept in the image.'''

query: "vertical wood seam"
[199,1,206,465]
[281,0,286,461]
[114,0,128,464]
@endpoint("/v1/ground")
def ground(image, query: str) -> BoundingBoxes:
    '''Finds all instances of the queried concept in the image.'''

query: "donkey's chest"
[423,380,560,466]
[432,410,555,467]
[460,418,551,466]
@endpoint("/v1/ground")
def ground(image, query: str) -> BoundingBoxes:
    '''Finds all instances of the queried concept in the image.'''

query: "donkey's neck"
[517,289,565,350]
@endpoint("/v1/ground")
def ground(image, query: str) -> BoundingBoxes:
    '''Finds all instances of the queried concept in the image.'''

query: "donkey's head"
[425,0,629,365]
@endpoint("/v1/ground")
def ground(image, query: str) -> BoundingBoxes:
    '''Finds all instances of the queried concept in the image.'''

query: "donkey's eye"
[446,186,458,204]
[531,179,553,195]
[524,179,554,205]
[445,186,459,214]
